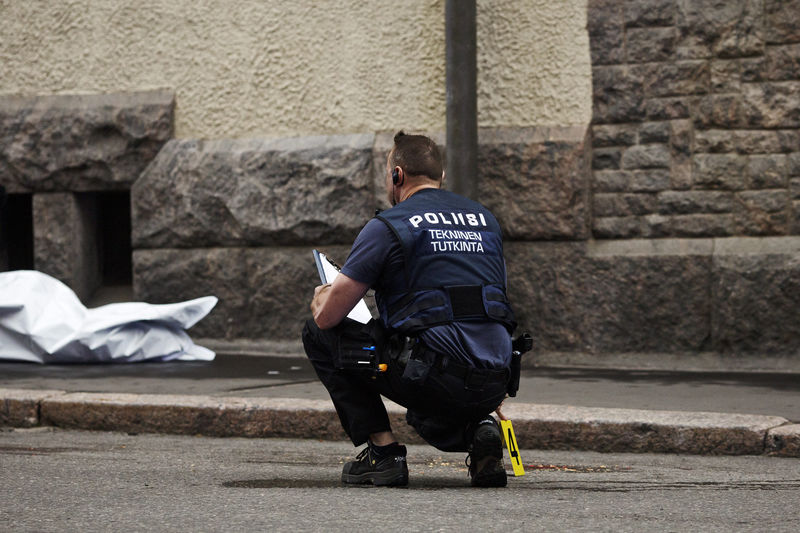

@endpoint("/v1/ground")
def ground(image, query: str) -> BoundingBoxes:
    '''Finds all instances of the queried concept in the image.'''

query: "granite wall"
[130,128,592,341]
[589,0,800,239]
[508,237,800,367]
[0,91,173,300]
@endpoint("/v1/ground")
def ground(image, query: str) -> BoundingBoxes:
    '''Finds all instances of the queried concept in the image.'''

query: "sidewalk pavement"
[1,354,799,457]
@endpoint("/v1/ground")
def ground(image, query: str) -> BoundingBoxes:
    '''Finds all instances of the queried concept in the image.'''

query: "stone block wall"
[479,127,591,241]
[32,193,101,301]
[507,240,713,356]
[589,0,800,239]
[0,91,174,193]
[131,128,592,341]
[509,237,800,363]
[0,91,174,300]
[131,134,377,339]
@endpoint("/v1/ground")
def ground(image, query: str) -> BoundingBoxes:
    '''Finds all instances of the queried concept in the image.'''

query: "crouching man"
[302,131,517,487]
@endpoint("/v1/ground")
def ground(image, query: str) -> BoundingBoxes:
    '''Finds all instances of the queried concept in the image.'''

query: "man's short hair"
[390,131,443,181]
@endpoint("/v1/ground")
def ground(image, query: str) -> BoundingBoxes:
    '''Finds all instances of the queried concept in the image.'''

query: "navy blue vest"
[375,188,516,334]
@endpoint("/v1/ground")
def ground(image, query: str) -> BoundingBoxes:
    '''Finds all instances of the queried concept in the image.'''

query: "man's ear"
[392,167,404,186]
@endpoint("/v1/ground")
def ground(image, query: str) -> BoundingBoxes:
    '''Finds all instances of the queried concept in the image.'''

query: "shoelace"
[464,451,474,475]
[355,446,371,463]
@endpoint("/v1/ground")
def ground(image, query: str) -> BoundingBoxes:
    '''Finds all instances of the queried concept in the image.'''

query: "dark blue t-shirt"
[341,217,512,369]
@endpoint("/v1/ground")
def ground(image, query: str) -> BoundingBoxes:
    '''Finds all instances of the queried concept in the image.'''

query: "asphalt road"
[2,428,799,532]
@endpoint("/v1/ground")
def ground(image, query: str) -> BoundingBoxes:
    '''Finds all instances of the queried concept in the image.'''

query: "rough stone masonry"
[589,0,800,239]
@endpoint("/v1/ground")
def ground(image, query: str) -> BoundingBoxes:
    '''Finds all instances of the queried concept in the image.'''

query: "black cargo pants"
[302,319,508,452]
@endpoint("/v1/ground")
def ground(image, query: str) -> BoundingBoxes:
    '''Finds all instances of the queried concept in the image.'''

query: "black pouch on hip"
[401,357,432,385]
[400,342,434,386]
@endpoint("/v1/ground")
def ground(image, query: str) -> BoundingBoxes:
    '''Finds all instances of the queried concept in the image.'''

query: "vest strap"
[485,291,506,302]
[388,293,446,327]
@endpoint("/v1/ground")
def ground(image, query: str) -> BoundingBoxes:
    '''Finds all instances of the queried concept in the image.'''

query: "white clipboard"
[312,250,372,324]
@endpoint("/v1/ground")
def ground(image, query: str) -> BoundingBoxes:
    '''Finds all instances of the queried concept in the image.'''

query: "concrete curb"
[2,388,797,457]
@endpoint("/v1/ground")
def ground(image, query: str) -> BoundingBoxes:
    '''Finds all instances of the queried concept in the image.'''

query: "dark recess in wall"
[1,192,34,271]
[97,191,132,286]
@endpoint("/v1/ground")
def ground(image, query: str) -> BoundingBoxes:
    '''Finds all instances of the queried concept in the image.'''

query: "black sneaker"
[467,418,507,487]
[341,443,408,487]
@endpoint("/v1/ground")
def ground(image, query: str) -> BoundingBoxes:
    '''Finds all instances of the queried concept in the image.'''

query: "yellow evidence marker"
[500,419,525,477]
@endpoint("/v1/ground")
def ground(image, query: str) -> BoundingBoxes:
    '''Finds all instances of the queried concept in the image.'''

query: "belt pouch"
[400,343,432,385]
[333,318,383,371]
[401,357,431,385]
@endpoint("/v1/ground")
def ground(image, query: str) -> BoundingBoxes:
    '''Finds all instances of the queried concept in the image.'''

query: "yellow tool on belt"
[500,419,525,477]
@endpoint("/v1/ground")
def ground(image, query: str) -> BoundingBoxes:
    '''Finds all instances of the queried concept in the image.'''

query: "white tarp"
[0,270,217,364]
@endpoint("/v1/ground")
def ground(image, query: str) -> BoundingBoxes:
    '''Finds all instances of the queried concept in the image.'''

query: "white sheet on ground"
[0,270,217,363]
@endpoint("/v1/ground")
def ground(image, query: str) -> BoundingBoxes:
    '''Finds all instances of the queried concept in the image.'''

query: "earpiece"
[392,168,400,186]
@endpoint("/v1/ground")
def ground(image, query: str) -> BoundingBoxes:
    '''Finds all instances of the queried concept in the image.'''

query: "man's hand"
[310,284,332,319]
[310,273,369,330]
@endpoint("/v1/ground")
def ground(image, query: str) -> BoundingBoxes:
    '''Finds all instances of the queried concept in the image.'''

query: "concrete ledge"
[527,350,800,373]
[766,424,800,457]
[1,389,65,427]
[40,393,349,440]
[587,236,800,258]
[185,341,800,373]
[1,388,793,457]
[502,403,788,456]
[192,338,306,358]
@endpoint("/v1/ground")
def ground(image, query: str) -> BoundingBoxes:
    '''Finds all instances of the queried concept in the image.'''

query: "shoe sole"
[342,470,408,487]
[471,463,507,488]
[471,426,508,488]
